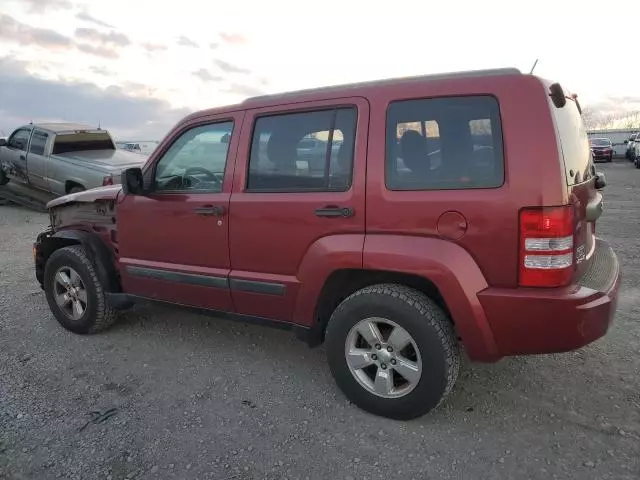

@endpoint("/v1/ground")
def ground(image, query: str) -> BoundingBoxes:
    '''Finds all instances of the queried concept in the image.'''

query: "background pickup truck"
[0,122,147,196]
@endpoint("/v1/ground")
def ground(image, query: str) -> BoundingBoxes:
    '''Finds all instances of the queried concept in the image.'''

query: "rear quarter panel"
[363,234,499,360]
[364,74,567,287]
[47,154,109,194]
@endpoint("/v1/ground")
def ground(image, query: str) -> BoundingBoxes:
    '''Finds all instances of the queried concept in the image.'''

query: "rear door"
[228,98,368,322]
[25,129,51,191]
[549,95,598,280]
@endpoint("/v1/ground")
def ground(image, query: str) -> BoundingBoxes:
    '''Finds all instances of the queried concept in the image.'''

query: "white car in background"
[626,133,639,161]
[116,141,158,156]
[634,138,640,168]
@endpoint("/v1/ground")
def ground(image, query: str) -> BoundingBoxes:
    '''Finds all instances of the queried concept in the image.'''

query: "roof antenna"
[529,58,539,74]
[98,119,101,130]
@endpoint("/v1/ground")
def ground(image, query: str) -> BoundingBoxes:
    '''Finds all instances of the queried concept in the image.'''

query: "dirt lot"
[0,161,638,480]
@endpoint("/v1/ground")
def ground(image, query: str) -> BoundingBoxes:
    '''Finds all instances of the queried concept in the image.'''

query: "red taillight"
[102,175,114,186]
[519,206,574,287]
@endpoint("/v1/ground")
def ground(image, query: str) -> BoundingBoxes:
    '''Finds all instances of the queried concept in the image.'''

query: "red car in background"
[590,137,614,162]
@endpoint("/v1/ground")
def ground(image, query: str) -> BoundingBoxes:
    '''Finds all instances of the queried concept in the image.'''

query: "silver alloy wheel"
[345,317,422,398]
[52,266,88,321]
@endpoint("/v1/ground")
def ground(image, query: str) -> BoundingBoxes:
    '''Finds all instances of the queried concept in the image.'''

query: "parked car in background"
[116,141,158,156]
[634,139,640,168]
[117,142,143,154]
[589,137,613,162]
[34,68,619,421]
[0,123,146,196]
[587,129,636,158]
[626,133,639,161]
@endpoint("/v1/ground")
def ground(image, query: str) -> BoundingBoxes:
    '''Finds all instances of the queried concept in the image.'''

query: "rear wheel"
[68,185,85,194]
[43,245,118,334]
[325,284,460,420]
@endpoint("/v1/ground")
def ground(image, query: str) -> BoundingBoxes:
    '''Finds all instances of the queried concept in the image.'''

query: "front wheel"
[43,245,118,334]
[0,169,9,186]
[325,284,460,420]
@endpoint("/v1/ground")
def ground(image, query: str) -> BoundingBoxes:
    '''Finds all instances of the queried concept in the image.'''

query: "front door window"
[153,122,233,193]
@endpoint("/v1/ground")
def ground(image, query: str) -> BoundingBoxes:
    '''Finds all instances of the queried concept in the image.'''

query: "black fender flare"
[36,229,121,294]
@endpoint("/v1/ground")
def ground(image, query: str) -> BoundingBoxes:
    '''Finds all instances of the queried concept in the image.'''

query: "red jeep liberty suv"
[34,68,621,420]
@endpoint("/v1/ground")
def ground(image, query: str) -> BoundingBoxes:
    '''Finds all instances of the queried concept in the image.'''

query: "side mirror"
[624,140,628,144]
[594,171,606,190]
[121,167,144,195]
[0,139,6,147]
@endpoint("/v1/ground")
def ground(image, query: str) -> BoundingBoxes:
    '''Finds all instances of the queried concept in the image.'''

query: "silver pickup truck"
[0,122,146,196]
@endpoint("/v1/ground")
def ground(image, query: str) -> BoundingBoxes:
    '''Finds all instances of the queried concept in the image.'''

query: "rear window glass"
[550,98,593,185]
[385,95,504,191]
[52,132,115,155]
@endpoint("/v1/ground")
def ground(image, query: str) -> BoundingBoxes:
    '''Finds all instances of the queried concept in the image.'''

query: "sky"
[0,0,638,139]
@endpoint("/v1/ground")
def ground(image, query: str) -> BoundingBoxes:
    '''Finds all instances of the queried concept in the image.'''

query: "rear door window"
[247,107,357,192]
[29,130,49,156]
[550,98,593,186]
[385,95,504,190]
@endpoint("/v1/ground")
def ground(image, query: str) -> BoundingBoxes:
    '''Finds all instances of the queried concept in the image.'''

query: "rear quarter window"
[29,131,49,156]
[385,95,504,190]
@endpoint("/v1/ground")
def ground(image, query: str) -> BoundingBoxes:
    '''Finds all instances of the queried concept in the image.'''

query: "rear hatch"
[549,92,600,283]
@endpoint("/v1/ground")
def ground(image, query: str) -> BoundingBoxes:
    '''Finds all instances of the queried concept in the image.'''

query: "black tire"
[43,245,118,334]
[0,169,9,186]
[608,153,613,162]
[69,186,85,194]
[325,283,460,420]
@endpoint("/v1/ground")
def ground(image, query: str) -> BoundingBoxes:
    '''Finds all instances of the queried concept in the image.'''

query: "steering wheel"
[183,166,221,188]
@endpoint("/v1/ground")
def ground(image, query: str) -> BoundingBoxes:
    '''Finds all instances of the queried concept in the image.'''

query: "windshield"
[590,138,610,146]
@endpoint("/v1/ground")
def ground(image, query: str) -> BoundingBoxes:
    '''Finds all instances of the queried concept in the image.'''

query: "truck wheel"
[69,186,85,194]
[325,284,460,420]
[0,169,9,186]
[43,245,118,334]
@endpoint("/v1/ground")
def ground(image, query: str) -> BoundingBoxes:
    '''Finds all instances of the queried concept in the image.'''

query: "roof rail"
[243,67,521,104]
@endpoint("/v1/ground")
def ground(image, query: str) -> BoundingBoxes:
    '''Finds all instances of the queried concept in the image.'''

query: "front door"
[2,127,32,184]
[116,113,243,312]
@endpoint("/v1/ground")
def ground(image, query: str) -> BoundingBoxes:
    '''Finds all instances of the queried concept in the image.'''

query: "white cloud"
[0,0,636,124]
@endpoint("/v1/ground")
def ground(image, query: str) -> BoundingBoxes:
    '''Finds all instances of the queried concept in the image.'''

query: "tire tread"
[326,283,460,418]
[46,245,118,333]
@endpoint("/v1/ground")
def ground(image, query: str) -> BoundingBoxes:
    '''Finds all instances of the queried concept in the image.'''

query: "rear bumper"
[477,239,620,357]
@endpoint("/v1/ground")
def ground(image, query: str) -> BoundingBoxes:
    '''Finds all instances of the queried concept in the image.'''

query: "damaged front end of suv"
[33,185,123,295]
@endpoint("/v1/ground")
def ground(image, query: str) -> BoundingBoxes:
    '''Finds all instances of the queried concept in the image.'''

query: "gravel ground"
[1,161,639,480]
